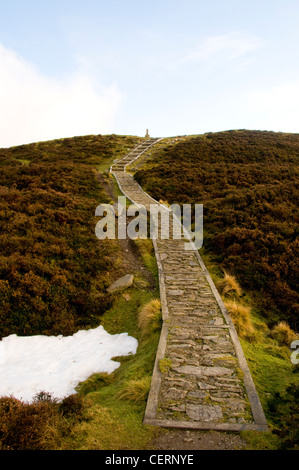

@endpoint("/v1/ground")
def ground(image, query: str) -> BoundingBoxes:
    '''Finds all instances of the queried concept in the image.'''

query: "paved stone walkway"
[110,138,268,432]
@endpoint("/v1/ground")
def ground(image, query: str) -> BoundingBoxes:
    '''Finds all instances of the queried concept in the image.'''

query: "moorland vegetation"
[135,130,299,330]
[0,130,299,450]
[0,134,142,338]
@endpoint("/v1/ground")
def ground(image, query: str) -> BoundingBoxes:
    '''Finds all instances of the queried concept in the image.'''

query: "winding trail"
[110,138,268,432]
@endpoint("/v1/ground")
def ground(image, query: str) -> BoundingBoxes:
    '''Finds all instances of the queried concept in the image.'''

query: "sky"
[0,0,299,147]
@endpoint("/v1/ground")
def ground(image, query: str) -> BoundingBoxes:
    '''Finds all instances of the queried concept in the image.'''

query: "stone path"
[110,138,268,432]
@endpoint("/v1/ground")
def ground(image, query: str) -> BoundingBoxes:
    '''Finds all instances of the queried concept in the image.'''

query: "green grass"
[67,288,162,450]
[100,287,156,337]
[200,250,299,450]
[133,239,158,279]
[241,336,297,407]
[241,333,299,449]
[63,392,161,450]
[159,358,172,375]
[56,234,163,449]
[16,159,31,166]
[96,157,117,173]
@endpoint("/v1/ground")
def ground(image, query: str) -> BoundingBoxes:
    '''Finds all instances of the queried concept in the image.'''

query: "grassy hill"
[0,131,298,450]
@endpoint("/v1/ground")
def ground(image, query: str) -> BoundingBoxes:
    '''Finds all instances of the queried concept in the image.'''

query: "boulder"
[107,274,134,293]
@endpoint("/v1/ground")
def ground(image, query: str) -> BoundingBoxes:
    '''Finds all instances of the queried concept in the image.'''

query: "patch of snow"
[0,326,138,403]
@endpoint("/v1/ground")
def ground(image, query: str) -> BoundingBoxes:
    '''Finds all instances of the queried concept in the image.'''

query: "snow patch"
[0,326,138,403]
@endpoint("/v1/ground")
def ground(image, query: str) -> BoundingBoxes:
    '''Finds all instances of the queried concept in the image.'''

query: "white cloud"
[0,44,123,148]
[164,32,263,71]
[185,32,262,62]
[244,81,299,133]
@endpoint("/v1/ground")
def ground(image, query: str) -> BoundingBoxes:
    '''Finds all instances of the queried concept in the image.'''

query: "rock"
[168,290,184,296]
[162,387,187,401]
[197,381,217,390]
[134,279,148,289]
[122,293,131,301]
[211,391,243,399]
[165,404,185,412]
[187,390,207,399]
[186,404,223,422]
[107,274,134,293]
[165,379,197,391]
[173,365,234,377]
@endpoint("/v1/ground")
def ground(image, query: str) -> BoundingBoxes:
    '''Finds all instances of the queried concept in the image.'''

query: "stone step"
[110,139,268,432]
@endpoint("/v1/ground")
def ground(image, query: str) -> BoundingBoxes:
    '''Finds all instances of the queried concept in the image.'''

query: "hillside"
[134,130,299,331]
[0,131,298,451]
[0,134,144,337]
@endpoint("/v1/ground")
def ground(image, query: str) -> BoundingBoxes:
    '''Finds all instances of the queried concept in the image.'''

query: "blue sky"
[0,0,299,147]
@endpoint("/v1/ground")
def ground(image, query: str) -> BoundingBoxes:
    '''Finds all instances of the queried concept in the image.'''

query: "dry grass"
[158,199,169,207]
[224,299,256,341]
[270,321,298,346]
[117,377,152,403]
[217,270,242,297]
[138,299,162,337]
[0,393,87,450]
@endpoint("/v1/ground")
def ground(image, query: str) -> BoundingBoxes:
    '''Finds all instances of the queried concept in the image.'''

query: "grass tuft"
[224,299,256,341]
[138,299,162,337]
[217,270,242,297]
[270,321,298,346]
[117,377,152,403]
